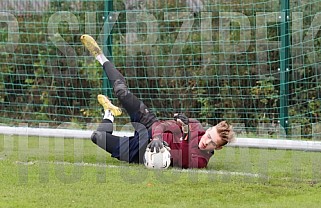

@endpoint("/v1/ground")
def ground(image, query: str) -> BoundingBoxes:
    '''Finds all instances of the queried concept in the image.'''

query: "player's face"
[198,126,225,151]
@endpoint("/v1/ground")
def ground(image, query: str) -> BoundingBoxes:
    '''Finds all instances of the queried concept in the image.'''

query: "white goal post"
[1,125,321,152]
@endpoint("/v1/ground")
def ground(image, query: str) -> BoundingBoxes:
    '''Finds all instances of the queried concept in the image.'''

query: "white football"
[143,147,171,169]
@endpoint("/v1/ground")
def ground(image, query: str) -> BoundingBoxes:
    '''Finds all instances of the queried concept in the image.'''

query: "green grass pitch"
[0,135,320,208]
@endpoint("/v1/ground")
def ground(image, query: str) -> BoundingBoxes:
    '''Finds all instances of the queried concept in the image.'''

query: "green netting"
[0,0,321,138]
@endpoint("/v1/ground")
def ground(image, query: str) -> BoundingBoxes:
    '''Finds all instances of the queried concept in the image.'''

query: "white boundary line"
[15,160,263,178]
[2,125,321,152]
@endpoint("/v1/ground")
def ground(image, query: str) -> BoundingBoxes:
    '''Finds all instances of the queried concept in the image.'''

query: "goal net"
[0,0,321,139]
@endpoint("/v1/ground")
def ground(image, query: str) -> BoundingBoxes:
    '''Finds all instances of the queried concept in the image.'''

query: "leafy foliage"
[0,0,321,137]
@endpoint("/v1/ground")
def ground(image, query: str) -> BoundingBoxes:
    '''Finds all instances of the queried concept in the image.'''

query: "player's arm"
[148,120,180,153]
[173,113,190,141]
[175,115,209,168]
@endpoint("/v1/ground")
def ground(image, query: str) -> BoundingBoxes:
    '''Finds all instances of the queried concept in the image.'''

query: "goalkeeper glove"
[147,139,163,153]
[147,136,170,153]
[173,113,190,141]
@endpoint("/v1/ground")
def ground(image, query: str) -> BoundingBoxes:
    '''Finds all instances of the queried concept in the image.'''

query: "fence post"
[280,0,290,136]
[103,0,113,96]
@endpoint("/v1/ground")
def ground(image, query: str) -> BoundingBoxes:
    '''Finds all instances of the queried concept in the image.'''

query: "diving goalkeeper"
[81,35,235,169]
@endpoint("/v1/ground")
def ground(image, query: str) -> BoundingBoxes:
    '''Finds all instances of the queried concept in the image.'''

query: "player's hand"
[147,138,163,153]
[162,141,171,152]
[147,140,171,153]
[174,113,190,140]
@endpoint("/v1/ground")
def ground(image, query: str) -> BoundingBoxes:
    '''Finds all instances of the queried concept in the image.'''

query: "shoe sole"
[80,34,103,57]
[97,95,122,116]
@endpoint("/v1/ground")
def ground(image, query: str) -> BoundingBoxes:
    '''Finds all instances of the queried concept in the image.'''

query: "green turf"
[0,135,320,208]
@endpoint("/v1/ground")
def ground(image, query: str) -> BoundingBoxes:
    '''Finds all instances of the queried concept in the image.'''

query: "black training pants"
[90,61,158,163]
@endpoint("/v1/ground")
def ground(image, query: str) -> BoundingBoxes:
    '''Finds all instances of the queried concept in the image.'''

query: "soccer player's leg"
[82,34,156,163]
[81,34,157,129]
[91,94,121,153]
[101,61,157,130]
[90,95,143,164]
[113,78,158,129]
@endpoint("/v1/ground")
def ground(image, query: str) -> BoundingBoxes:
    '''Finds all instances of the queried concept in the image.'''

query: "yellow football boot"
[97,94,122,116]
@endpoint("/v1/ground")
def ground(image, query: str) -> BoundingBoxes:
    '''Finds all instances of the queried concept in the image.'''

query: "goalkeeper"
[81,35,235,169]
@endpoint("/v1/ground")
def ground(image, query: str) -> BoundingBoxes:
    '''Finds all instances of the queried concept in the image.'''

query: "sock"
[96,54,109,66]
[103,110,114,122]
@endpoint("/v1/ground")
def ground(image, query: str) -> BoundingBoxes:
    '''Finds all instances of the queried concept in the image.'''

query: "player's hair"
[216,121,236,145]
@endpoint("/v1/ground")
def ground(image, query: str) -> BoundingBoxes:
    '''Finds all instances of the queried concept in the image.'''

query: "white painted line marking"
[15,160,263,178]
